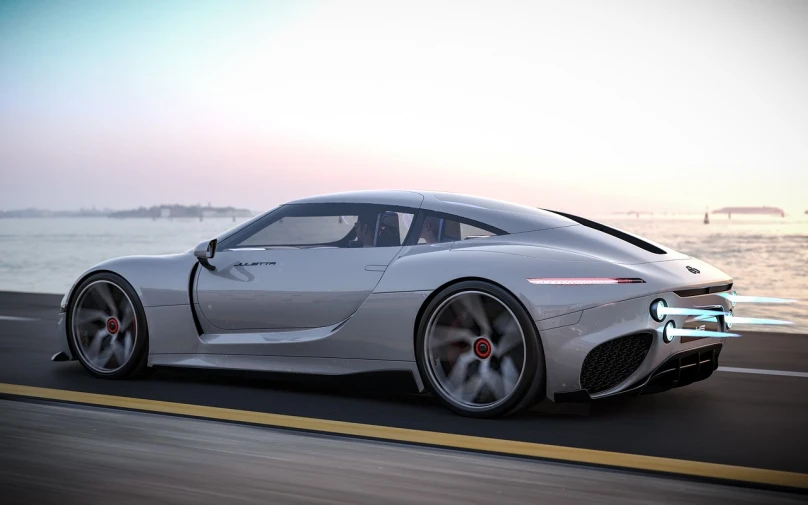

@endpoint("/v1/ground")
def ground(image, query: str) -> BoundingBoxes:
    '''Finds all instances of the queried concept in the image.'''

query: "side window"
[415,214,498,244]
[460,223,496,240]
[358,208,416,248]
[231,204,415,249]
[238,215,358,247]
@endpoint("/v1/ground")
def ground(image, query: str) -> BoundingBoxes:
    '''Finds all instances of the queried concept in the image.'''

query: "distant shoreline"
[3,208,805,219]
[712,206,784,216]
[3,213,805,220]
[0,204,254,219]
[0,215,254,219]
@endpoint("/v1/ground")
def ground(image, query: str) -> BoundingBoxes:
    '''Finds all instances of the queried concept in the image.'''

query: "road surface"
[1,291,806,502]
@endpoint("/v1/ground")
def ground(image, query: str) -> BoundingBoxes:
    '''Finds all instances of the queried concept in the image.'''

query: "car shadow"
[51,359,686,422]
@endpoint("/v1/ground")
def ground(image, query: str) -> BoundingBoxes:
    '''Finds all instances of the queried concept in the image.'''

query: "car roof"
[285,190,576,233]
[287,190,425,207]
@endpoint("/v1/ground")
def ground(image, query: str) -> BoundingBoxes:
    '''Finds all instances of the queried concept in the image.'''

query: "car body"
[55,190,775,417]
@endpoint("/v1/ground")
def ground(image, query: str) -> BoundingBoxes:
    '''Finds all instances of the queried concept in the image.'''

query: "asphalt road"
[2,399,803,505]
[1,291,807,493]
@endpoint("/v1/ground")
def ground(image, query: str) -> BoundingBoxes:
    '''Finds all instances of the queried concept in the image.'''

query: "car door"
[194,203,417,330]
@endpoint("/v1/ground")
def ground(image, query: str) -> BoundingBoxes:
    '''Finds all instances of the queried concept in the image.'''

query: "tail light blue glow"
[656,292,798,338]
[667,328,742,338]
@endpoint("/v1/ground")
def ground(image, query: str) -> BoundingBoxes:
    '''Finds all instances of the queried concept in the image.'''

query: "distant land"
[110,204,253,219]
[0,204,254,219]
[711,206,784,216]
[0,208,110,218]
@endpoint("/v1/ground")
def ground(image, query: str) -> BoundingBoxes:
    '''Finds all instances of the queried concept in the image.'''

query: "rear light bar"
[718,292,797,305]
[657,306,794,326]
[666,328,741,339]
[527,278,646,285]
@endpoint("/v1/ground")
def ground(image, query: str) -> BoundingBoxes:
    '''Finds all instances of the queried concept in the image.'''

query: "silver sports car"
[54,190,793,417]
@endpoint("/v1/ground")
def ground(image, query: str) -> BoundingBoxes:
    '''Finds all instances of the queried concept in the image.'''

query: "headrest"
[441,219,461,241]
[376,212,401,247]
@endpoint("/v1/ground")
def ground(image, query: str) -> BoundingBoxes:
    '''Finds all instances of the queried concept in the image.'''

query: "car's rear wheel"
[67,272,148,379]
[416,280,545,418]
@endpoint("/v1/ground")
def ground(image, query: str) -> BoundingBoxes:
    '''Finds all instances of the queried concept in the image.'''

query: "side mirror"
[194,239,217,270]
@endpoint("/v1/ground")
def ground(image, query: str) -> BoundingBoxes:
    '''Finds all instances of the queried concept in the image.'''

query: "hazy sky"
[1,0,806,214]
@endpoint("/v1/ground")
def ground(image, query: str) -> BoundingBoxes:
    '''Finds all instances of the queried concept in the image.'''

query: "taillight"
[527,278,645,285]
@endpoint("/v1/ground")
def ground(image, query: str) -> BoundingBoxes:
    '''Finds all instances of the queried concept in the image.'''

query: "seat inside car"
[440,219,461,242]
[376,212,401,247]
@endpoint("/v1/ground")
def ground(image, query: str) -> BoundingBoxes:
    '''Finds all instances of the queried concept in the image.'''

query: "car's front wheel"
[67,272,148,379]
[416,281,545,418]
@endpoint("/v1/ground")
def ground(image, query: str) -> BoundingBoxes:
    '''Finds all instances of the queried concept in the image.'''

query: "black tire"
[415,280,546,418]
[66,272,149,379]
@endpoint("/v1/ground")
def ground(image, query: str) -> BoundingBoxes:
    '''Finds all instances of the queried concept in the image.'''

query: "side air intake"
[580,333,653,394]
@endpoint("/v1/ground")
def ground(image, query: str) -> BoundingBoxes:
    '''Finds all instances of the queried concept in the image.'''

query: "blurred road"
[2,399,804,505]
[1,291,807,501]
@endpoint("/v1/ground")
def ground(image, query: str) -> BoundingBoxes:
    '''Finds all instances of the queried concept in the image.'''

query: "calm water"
[1,215,806,333]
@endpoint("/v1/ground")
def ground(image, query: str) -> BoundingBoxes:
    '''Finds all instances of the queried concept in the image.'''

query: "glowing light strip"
[667,328,741,338]
[527,278,645,285]
[659,307,724,317]
[687,315,793,326]
[725,316,794,326]
[718,293,797,304]
[659,307,794,326]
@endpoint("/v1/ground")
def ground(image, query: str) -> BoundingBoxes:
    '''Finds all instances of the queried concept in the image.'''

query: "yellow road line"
[1,382,806,490]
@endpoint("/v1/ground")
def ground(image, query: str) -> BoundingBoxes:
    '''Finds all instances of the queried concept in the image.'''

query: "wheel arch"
[412,275,548,416]
[63,268,119,358]
[412,276,543,351]
[64,268,119,311]
[64,270,151,378]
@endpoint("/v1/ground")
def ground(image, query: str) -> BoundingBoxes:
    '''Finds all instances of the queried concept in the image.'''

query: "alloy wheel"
[71,280,138,374]
[423,290,527,411]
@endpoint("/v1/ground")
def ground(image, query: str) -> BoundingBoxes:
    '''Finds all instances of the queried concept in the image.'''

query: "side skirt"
[148,353,426,392]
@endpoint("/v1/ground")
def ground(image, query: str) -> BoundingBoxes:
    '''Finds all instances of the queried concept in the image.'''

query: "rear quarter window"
[414,213,501,244]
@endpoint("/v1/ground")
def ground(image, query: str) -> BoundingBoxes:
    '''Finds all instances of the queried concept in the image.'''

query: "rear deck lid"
[524,211,690,265]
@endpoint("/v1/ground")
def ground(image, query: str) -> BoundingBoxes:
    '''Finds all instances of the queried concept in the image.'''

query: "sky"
[1,0,807,215]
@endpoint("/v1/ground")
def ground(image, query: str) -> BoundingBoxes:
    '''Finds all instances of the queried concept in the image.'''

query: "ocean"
[1,214,806,333]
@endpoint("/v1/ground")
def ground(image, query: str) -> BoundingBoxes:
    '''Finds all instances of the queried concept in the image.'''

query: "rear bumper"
[538,288,732,402]
[554,342,722,402]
